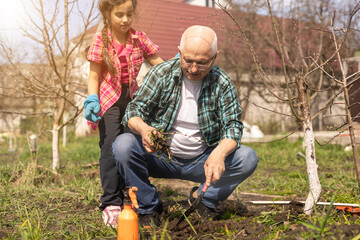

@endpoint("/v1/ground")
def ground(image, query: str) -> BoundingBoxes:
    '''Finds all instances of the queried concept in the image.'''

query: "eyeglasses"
[180,52,216,71]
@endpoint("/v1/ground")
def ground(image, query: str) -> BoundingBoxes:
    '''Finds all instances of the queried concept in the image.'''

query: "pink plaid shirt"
[87,28,159,129]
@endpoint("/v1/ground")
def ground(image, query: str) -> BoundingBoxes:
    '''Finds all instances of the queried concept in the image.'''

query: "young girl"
[83,0,163,227]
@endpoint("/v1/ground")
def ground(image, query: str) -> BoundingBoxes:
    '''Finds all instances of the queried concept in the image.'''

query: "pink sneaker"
[102,205,122,228]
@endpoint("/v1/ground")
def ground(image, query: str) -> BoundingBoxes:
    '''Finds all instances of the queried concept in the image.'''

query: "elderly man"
[112,25,258,227]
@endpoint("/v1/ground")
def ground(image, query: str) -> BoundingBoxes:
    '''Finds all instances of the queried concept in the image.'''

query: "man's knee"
[112,133,139,164]
[234,145,258,175]
[245,147,258,174]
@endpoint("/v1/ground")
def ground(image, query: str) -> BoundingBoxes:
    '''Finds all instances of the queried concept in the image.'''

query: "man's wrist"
[128,117,148,136]
[217,139,237,158]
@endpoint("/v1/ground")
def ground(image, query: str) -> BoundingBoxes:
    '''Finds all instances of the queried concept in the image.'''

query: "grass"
[240,138,360,204]
[294,194,337,239]
[0,133,359,239]
[0,134,115,239]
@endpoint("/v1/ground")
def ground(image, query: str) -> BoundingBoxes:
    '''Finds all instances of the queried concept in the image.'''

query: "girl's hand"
[84,94,101,122]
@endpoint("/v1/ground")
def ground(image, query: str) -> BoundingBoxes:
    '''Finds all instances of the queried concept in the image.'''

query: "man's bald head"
[179,25,218,57]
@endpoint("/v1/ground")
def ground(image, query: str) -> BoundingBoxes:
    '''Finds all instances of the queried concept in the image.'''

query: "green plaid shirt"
[123,58,243,147]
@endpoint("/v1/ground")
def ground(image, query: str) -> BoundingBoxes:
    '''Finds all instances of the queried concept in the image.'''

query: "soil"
[149,178,360,240]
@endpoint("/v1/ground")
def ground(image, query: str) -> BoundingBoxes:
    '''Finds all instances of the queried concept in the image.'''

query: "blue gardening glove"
[84,94,101,122]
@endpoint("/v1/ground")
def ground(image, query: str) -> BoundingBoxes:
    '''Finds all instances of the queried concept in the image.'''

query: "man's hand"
[127,117,162,153]
[84,94,101,122]
[204,148,225,186]
[204,139,238,187]
[139,126,159,153]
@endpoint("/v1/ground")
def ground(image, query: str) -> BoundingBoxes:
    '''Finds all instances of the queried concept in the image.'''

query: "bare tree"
[217,1,280,124]
[328,5,360,186]
[217,0,360,214]
[0,0,98,170]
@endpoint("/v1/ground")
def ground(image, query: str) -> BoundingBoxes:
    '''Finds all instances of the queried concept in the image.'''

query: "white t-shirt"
[167,76,208,159]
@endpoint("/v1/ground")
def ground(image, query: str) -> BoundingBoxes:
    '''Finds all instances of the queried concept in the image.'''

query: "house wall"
[185,0,228,7]
[0,115,21,134]
[232,72,347,133]
[136,62,152,86]
[349,77,360,123]
[348,60,360,123]
[0,65,39,135]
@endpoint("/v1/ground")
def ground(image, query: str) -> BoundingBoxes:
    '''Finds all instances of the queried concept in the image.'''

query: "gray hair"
[179,25,218,57]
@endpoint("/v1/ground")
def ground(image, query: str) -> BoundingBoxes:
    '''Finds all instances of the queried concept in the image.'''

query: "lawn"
[0,133,359,239]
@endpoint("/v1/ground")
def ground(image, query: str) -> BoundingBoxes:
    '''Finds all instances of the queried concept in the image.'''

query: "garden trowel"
[176,183,210,225]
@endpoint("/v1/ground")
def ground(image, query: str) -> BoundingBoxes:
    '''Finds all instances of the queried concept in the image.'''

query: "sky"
[0,0,100,56]
[0,0,26,42]
[0,0,100,34]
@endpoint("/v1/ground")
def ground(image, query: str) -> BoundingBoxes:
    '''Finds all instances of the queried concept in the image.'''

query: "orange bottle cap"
[129,187,139,209]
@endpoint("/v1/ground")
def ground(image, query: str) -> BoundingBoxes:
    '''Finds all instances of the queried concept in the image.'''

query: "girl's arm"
[145,53,163,66]
[87,61,102,95]
[84,61,102,122]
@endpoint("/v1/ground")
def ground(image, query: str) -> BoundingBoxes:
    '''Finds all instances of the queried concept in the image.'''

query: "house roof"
[132,0,228,59]
[77,0,229,60]
[77,0,326,70]
[162,0,186,3]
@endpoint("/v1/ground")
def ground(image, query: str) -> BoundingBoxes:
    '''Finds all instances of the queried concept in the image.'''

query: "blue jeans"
[112,133,258,214]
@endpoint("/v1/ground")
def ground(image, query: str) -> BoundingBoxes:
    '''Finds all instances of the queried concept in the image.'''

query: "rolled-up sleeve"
[87,32,104,63]
[139,32,159,58]
[219,82,243,146]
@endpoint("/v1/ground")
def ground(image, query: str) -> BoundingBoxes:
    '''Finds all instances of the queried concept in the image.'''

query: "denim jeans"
[112,133,258,214]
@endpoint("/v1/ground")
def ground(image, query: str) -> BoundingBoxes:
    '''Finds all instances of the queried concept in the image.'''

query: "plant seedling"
[150,129,173,162]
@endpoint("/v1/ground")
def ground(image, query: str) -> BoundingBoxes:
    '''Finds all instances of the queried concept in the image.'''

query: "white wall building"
[185,0,229,7]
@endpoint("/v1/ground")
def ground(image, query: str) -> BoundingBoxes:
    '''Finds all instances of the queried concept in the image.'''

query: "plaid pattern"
[123,58,244,147]
[87,28,159,129]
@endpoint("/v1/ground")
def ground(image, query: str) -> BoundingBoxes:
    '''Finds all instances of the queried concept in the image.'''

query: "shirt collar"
[107,28,139,47]
[172,59,183,85]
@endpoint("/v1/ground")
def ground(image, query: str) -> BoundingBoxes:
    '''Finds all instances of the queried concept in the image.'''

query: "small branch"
[36,164,61,176]
[247,125,302,144]
[315,127,348,146]
[0,109,52,116]
[82,162,99,168]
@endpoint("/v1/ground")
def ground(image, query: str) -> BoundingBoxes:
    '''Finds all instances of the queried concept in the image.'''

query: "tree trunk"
[52,123,60,170]
[318,112,323,131]
[52,98,65,171]
[341,59,360,186]
[9,131,16,152]
[297,76,322,215]
[303,118,321,214]
[62,125,67,147]
[62,112,68,147]
[342,84,360,186]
